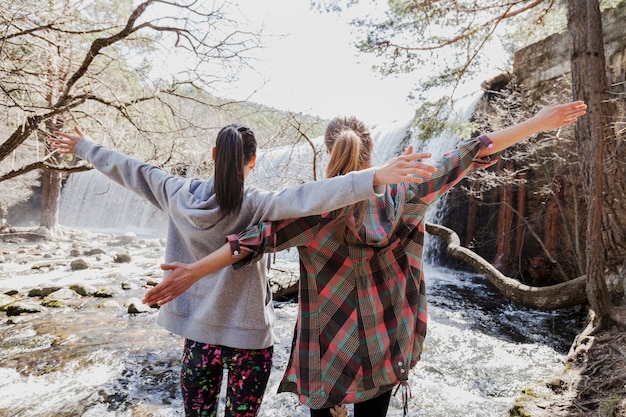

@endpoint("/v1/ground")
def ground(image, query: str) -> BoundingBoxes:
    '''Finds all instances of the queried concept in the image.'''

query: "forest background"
[1,0,626,415]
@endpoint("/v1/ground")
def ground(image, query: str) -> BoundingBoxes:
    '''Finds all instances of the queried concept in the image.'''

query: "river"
[0,230,581,417]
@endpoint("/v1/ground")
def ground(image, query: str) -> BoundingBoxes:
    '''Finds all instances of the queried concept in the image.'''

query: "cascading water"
[58,171,168,238]
[0,103,581,416]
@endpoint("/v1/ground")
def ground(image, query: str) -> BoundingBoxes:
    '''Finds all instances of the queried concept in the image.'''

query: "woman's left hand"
[143,262,198,306]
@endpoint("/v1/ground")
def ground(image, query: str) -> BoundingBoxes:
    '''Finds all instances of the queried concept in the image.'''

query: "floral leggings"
[180,339,273,417]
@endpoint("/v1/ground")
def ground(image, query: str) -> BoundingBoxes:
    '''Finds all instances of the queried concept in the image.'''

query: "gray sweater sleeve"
[73,137,180,211]
[245,167,378,223]
[74,137,379,221]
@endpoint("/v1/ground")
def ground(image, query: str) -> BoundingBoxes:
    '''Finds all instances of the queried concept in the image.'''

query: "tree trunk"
[40,118,65,230]
[39,0,70,231]
[493,162,514,272]
[567,0,612,323]
[514,172,526,260]
[40,169,62,229]
[465,180,479,247]
[545,194,560,257]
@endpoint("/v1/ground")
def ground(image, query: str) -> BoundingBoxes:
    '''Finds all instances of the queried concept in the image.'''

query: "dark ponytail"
[214,124,257,216]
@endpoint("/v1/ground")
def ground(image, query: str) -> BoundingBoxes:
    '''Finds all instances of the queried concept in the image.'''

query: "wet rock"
[84,248,106,256]
[41,299,65,308]
[27,288,42,297]
[144,240,162,248]
[108,232,138,246]
[113,253,132,263]
[44,288,81,301]
[97,300,122,309]
[35,226,51,237]
[28,286,62,297]
[41,288,81,308]
[119,232,138,244]
[94,286,122,298]
[69,248,81,257]
[31,262,58,270]
[69,283,97,296]
[0,224,14,234]
[0,294,16,310]
[127,297,152,314]
[121,281,138,290]
[70,259,89,270]
[6,301,47,316]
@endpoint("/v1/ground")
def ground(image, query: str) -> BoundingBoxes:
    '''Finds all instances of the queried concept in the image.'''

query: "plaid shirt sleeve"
[226,216,323,270]
[407,134,498,205]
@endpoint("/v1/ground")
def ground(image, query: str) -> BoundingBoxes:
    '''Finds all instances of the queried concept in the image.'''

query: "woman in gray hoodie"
[49,124,436,417]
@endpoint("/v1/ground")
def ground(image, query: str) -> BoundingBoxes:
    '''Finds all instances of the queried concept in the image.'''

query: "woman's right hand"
[373,145,438,185]
[143,244,246,306]
[48,126,85,154]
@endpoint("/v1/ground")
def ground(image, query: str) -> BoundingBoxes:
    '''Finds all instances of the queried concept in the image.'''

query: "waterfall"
[412,92,484,262]
[58,172,168,238]
[248,137,327,189]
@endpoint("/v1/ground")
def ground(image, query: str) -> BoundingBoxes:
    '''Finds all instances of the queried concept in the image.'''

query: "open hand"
[532,101,587,130]
[373,146,438,185]
[47,126,85,154]
[142,262,198,306]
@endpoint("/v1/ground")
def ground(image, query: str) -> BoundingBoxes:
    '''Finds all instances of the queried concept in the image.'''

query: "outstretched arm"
[142,243,249,306]
[50,127,438,186]
[477,101,587,157]
[48,126,179,211]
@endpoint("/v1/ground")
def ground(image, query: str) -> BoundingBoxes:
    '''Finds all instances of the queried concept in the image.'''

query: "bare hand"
[47,126,85,154]
[532,101,587,130]
[373,146,438,185]
[142,262,198,306]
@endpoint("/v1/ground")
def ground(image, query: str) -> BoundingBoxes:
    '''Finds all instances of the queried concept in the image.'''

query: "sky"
[214,0,419,124]
[150,0,509,125]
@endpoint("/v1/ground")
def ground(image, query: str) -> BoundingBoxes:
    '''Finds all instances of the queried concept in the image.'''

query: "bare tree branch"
[425,221,589,310]
[0,160,91,183]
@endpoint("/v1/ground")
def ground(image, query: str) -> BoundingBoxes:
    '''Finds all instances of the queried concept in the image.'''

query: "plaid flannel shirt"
[227,136,496,409]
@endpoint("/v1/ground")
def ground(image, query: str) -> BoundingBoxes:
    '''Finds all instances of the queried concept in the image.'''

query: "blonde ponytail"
[324,116,373,240]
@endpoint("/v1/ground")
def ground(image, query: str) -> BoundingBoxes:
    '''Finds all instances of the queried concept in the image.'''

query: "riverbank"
[511,325,626,416]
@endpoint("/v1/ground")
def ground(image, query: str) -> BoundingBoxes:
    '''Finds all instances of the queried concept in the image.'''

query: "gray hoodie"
[74,137,378,349]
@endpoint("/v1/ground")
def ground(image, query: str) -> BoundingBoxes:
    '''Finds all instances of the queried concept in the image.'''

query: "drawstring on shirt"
[266,230,277,273]
[393,381,412,417]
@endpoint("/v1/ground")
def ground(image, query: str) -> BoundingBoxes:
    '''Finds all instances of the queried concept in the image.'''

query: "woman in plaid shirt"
[144,101,587,417]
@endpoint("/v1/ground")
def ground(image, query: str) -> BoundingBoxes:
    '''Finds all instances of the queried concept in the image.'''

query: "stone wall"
[514,2,626,92]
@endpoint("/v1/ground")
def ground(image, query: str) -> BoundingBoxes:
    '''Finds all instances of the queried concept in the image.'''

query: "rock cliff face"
[436,3,625,285]
[514,3,626,93]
